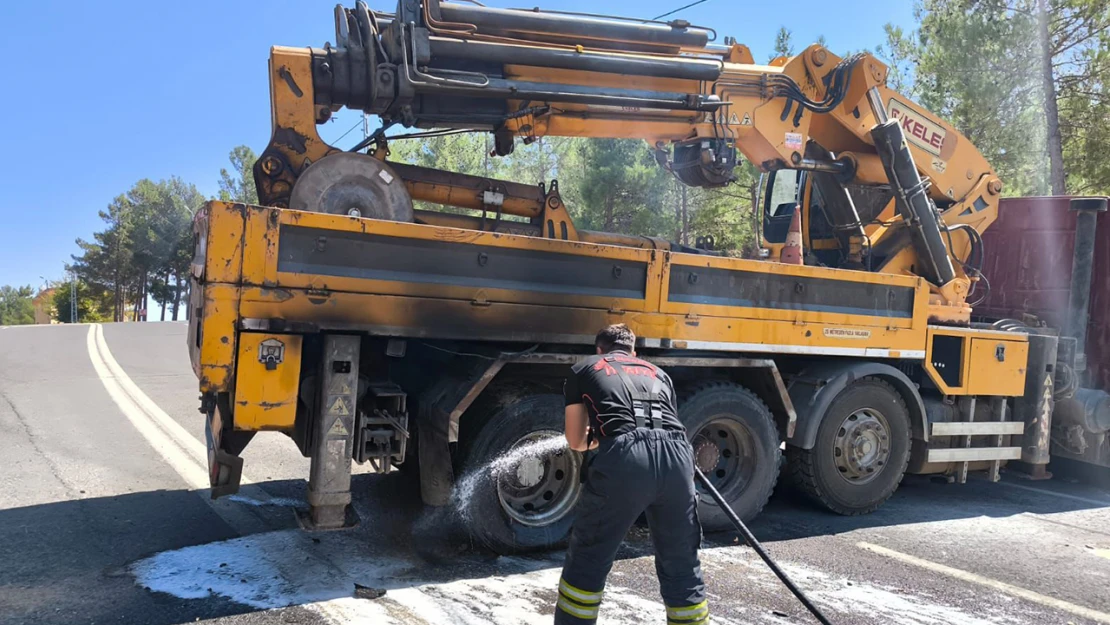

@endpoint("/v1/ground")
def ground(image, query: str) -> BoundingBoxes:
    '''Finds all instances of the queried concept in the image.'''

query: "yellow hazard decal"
[328,377,352,395]
[328,396,351,417]
[328,418,349,436]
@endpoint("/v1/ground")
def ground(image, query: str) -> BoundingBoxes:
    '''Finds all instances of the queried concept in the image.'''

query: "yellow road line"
[857,541,1110,624]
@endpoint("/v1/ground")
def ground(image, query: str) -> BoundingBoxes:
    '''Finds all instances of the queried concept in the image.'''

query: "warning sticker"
[740,113,752,126]
[327,396,351,417]
[711,112,743,125]
[785,132,804,151]
[328,418,349,436]
[823,328,872,340]
[328,377,352,395]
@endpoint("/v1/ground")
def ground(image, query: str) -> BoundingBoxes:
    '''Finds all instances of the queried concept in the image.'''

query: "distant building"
[32,288,56,324]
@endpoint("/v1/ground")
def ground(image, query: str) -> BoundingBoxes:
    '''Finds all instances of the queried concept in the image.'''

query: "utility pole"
[70,269,78,324]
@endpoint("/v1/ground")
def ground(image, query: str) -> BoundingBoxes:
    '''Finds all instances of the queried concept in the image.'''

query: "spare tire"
[456,391,583,554]
[288,152,413,221]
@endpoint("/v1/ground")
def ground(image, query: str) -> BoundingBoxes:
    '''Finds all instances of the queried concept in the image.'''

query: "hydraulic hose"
[693,469,835,625]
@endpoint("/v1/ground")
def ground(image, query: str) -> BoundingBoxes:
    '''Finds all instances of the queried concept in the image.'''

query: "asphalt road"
[3,322,1110,625]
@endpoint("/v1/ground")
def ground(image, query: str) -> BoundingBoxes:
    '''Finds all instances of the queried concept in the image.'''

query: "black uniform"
[556,351,708,625]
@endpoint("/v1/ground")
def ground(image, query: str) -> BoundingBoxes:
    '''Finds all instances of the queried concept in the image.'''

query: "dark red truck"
[978,196,1110,475]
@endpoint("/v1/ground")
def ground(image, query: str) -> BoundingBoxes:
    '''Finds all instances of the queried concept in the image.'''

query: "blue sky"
[0,0,914,289]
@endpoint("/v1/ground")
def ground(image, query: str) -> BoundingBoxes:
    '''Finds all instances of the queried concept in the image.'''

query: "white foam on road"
[701,547,1028,625]
[130,525,1050,625]
[227,494,306,509]
[131,527,775,624]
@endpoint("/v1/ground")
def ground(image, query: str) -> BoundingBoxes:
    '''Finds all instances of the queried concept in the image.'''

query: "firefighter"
[556,323,708,625]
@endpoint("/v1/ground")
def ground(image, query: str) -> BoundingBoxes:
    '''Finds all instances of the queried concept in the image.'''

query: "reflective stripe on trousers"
[556,577,602,621]
[667,599,710,624]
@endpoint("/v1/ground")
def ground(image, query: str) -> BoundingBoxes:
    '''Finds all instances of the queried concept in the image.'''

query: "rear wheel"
[679,382,781,529]
[456,392,582,554]
[786,378,911,515]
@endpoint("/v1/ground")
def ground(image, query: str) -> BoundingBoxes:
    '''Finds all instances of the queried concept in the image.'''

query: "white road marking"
[994,479,1110,508]
[857,541,1110,624]
[87,324,207,489]
[86,323,270,535]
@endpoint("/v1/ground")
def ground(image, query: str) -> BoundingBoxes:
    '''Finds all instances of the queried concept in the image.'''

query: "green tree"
[771,26,795,61]
[894,1,1048,195]
[875,23,918,94]
[73,194,133,321]
[218,145,259,204]
[889,0,1110,196]
[388,133,489,176]
[575,139,675,235]
[1039,0,1110,195]
[386,131,757,254]
[0,285,35,326]
[52,280,113,323]
[72,177,202,322]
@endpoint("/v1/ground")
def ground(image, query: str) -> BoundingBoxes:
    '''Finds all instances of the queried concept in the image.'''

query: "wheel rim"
[495,430,582,527]
[691,417,757,503]
[833,408,891,484]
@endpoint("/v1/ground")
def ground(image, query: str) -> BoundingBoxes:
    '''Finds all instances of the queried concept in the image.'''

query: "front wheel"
[786,377,911,515]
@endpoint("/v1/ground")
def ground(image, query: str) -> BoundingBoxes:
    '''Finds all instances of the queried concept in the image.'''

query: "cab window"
[763,170,800,243]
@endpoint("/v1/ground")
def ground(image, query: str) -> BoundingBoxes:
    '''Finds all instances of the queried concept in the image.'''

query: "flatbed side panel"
[269,208,657,313]
[247,208,931,351]
[661,252,925,331]
[237,287,931,358]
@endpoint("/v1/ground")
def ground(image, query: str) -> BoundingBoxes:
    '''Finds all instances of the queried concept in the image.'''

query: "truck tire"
[680,382,781,530]
[786,377,911,515]
[456,392,583,554]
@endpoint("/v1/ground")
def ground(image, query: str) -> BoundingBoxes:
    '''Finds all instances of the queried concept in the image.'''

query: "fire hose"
[693,468,835,625]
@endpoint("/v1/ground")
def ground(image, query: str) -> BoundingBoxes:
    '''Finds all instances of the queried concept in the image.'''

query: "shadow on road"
[729,470,1110,546]
[1,467,1107,625]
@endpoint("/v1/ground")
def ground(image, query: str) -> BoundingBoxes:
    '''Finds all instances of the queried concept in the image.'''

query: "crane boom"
[254,0,1004,323]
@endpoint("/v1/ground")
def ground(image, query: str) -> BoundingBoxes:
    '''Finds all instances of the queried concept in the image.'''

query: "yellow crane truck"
[188,0,1109,552]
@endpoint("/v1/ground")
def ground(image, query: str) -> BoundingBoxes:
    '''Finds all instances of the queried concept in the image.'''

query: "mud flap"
[205,401,245,498]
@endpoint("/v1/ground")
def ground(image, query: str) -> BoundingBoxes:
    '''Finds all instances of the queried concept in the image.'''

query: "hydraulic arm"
[254,0,1004,323]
